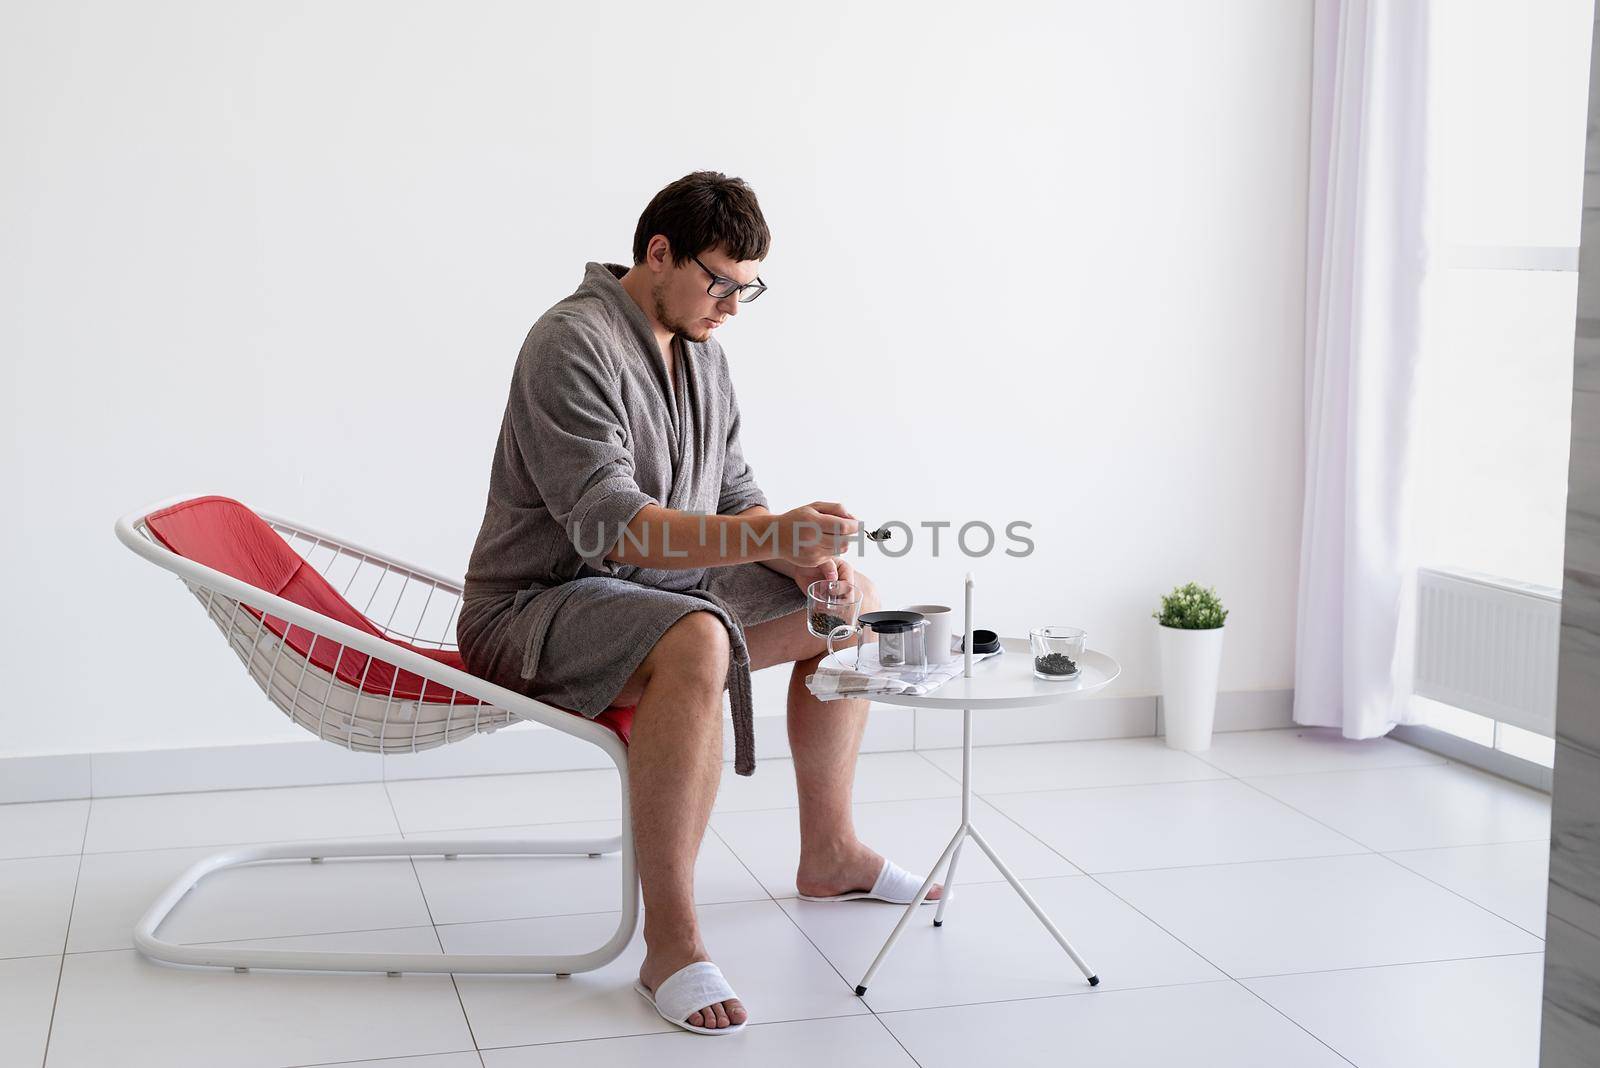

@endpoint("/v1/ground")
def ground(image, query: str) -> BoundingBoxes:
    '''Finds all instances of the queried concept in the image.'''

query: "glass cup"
[807,579,863,640]
[1030,626,1087,681]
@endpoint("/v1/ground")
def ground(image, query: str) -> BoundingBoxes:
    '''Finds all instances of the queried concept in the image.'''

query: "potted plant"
[1152,583,1228,752]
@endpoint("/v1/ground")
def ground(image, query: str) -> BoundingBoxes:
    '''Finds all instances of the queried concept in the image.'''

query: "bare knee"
[645,611,731,693]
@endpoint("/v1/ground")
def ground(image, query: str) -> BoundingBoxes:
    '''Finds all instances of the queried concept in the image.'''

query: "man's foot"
[796,843,943,901]
[638,947,747,1030]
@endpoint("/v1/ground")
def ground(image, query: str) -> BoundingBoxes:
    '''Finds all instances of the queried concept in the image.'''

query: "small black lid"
[961,628,1001,654]
[859,610,925,634]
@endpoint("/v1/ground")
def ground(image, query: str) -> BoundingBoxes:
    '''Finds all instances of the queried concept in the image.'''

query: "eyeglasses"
[693,256,767,303]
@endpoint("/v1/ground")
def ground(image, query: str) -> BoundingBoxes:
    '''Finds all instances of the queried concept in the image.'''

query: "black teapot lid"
[858,610,925,634]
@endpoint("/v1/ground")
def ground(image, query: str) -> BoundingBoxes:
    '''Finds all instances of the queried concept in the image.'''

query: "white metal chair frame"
[114,494,638,976]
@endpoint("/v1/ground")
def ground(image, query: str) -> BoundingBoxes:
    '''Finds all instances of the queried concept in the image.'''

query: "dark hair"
[631,171,771,266]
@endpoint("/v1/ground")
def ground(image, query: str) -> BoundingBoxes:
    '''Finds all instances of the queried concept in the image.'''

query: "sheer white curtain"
[1294,0,1433,738]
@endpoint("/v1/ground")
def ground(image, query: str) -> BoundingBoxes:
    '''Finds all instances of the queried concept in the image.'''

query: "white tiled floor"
[1,727,1553,1067]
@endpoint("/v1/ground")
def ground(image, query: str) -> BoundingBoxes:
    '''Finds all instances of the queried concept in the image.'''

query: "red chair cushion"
[144,496,633,745]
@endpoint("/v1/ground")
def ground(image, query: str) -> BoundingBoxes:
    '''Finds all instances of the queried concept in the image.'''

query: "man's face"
[651,244,761,344]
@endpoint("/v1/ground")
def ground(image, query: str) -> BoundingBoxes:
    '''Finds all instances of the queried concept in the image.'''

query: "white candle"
[964,572,974,678]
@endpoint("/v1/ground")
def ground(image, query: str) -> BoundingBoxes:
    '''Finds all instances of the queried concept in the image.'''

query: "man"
[459,172,941,1036]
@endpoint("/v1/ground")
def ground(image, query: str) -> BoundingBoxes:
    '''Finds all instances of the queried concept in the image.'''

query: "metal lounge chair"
[114,493,638,976]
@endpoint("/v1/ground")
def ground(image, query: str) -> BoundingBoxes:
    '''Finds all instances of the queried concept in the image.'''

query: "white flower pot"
[1156,622,1225,752]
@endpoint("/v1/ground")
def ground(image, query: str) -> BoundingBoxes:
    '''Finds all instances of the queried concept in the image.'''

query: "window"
[1409,0,1593,765]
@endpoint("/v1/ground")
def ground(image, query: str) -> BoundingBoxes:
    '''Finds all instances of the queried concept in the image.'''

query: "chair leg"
[135,757,640,975]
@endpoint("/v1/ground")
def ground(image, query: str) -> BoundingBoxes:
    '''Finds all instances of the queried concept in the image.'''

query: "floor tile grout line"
[0,739,1450,817]
[66,922,463,957]
[61,779,395,805]
[712,800,1027,1028]
[1236,948,1546,983]
[46,860,1140,960]
[703,821,783,909]
[37,799,1546,938]
[39,800,91,1068]
[907,748,1249,798]
[64,864,1106,957]
[6,748,1523,1061]
[865,976,1233,1018]
[0,849,83,862]
[1084,849,1381,878]
[398,789,963,839]
[1374,837,1553,940]
[0,732,1462,812]
[464,975,1328,1058]
[1187,748,1398,1065]
[1182,733,1446,777]
[1235,760,1492,784]
[1222,775,1552,937]
[469,1011,877,1053]
[0,797,94,810]
[1191,754,1451,780]
[31,808,1542,1048]
[355,955,1549,1061]
[1371,850,1549,941]
[1068,864,1364,1065]
[73,828,413,860]
[50,770,1353,861]
[272,1049,484,1068]
[12,776,1539,864]
[1383,836,1553,856]
[43,846,1550,960]
[910,748,961,788]
[0,952,71,964]
[1230,772,1553,900]
[701,820,875,1012]
[947,786,1279,1012]
[28,735,1548,1036]
[865,1009,926,1067]
[951,773,1243,799]
[1228,774,1418,857]
[382,778,484,1058]
[830,759,1352,1059]
[1230,977,1360,1067]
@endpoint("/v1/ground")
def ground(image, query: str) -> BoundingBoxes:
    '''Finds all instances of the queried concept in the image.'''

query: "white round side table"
[848,635,1122,997]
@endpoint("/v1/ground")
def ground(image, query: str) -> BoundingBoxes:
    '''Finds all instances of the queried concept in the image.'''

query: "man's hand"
[776,501,859,567]
[790,555,856,594]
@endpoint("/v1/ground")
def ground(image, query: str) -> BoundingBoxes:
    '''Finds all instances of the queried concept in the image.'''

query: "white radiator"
[1413,567,1562,737]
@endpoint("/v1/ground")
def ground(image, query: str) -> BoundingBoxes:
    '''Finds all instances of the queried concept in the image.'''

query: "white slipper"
[796,858,943,905]
[633,961,747,1036]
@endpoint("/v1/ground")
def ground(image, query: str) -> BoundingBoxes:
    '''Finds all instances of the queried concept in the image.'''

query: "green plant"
[1153,582,1228,629]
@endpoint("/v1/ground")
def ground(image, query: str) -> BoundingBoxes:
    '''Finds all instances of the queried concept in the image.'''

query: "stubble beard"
[652,281,712,344]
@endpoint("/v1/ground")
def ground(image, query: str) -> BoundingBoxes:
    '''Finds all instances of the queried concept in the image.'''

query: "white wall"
[1,0,1311,757]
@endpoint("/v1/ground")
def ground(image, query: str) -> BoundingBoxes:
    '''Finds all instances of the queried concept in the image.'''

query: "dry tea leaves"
[811,611,849,635]
[1034,652,1078,676]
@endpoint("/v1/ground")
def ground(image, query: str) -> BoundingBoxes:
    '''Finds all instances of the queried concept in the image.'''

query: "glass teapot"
[827,610,930,672]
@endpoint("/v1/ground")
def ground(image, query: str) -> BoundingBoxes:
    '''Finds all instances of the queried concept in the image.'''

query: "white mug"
[905,604,953,665]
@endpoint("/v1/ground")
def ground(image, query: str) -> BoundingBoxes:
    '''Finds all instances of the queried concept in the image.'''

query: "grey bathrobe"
[458,262,806,775]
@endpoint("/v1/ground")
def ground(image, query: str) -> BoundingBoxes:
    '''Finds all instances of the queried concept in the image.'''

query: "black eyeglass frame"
[692,256,767,303]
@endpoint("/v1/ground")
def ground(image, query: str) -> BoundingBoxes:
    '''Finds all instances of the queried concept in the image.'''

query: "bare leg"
[743,576,943,901]
[786,652,940,900]
[620,611,745,1029]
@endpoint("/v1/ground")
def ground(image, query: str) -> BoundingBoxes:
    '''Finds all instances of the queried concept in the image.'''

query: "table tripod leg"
[854,823,967,996]
[967,823,1099,986]
[933,837,965,928]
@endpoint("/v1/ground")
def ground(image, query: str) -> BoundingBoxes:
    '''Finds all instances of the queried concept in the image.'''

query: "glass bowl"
[1030,626,1087,681]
